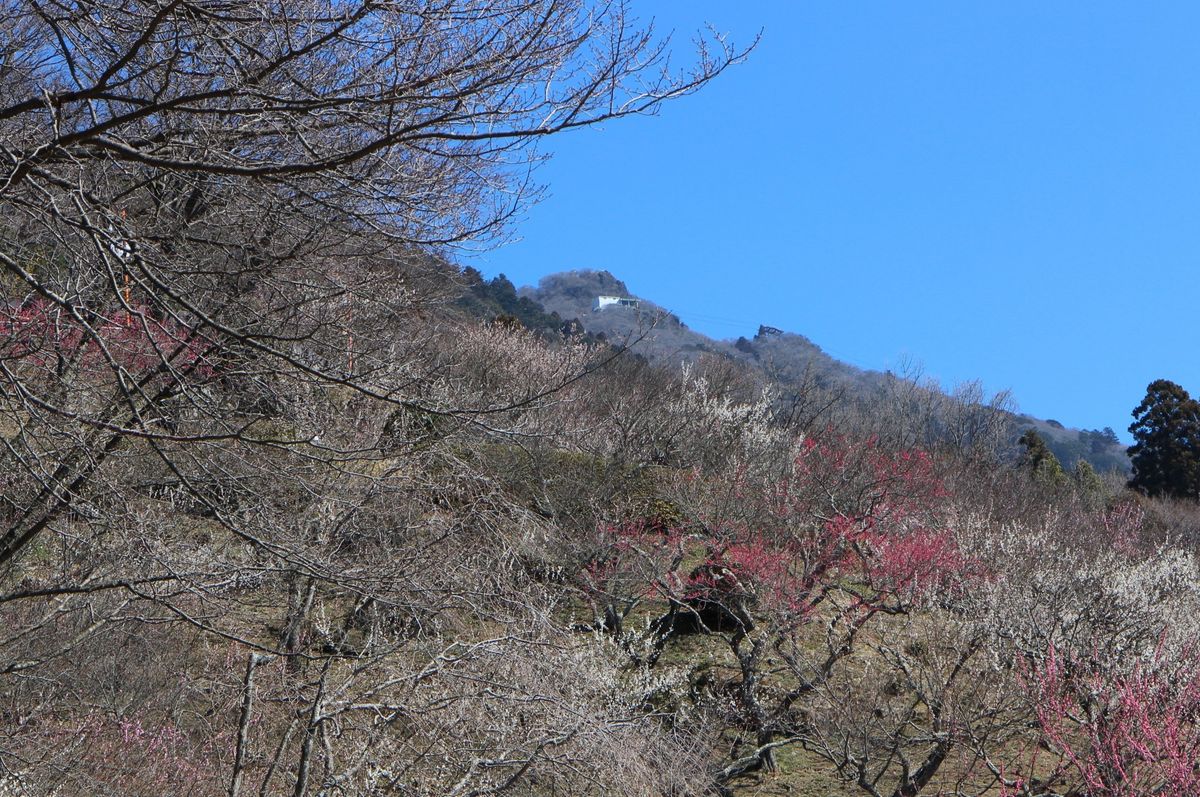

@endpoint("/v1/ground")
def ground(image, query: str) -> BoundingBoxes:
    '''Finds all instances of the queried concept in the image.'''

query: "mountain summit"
[520,269,1129,473]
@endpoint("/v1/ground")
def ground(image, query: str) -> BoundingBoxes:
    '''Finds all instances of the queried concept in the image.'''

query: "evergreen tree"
[1018,429,1067,487]
[1073,459,1104,493]
[1127,379,1200,499]
[1073,459,1106,510]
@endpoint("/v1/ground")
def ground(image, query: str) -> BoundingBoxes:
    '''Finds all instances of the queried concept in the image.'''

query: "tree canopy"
[1127,379,1200,499]
[1018,427,1067,487]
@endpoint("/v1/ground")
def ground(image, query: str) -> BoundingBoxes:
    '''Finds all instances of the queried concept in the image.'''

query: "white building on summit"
[593,295,640,311]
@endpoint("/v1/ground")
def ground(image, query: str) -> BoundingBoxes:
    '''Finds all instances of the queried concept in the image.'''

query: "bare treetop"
[0,1,750,568]
[1,0,749,247]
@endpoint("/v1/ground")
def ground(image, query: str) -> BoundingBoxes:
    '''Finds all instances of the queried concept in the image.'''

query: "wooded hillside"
[0,4,1194,797]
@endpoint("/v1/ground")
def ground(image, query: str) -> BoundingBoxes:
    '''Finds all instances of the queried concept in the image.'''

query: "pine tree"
[1127,379,1200,499]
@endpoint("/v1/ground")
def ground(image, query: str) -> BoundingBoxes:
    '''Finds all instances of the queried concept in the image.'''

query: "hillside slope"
[521,269,1129,473]
[526,270,878,391]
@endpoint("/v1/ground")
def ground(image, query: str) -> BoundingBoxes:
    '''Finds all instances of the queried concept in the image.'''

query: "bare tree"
[0,3,749,793]
[0,0,750,564]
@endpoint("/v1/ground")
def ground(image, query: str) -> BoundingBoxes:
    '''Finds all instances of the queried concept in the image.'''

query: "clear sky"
[471,3,1200,441]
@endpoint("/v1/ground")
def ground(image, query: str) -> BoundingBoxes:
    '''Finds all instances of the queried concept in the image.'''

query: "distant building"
[593,295,640,311]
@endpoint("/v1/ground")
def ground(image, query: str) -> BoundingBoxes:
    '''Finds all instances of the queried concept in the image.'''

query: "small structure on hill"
[757,324,782,337]
[593,295,640,311]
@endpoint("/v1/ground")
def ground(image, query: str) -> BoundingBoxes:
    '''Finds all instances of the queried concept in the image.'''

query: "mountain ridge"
[517,268,1130,474]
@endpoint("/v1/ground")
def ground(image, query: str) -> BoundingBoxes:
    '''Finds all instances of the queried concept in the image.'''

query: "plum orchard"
[1013,644,1200,797]
[577,417,1200,797]
[0,3,752,794]
[2,295,1199,794]
[578,434,989,791]
[2,3,1199,795]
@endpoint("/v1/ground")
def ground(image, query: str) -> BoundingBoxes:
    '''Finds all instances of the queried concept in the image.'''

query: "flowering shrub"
[10,710,232,797]
[948,498,1200,797]
[0,298,217,383]
[581,434,978,635]
[574,517,688,643]
[673,362,786,460]
[958,506,1200,670]
[868,527,984,598]
[1006,642,1200,797]
[693,435,971,616]
[570,430,1004,785]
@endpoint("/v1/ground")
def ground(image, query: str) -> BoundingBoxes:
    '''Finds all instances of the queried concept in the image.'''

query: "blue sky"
[472,3,1200,440]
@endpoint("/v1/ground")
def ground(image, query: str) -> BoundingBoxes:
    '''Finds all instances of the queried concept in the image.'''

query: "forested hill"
[514,269,1129,473]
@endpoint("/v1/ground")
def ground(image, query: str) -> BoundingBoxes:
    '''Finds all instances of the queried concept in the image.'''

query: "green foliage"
[455,271,586,339]
[1019,428,1068,488]
[1031,424,1129,476]
[1081,427,1119,455]
[1072,458,1103,492]
[1072,458,1106,509]
[642,497,686,532]
[1128,379,1200,499]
